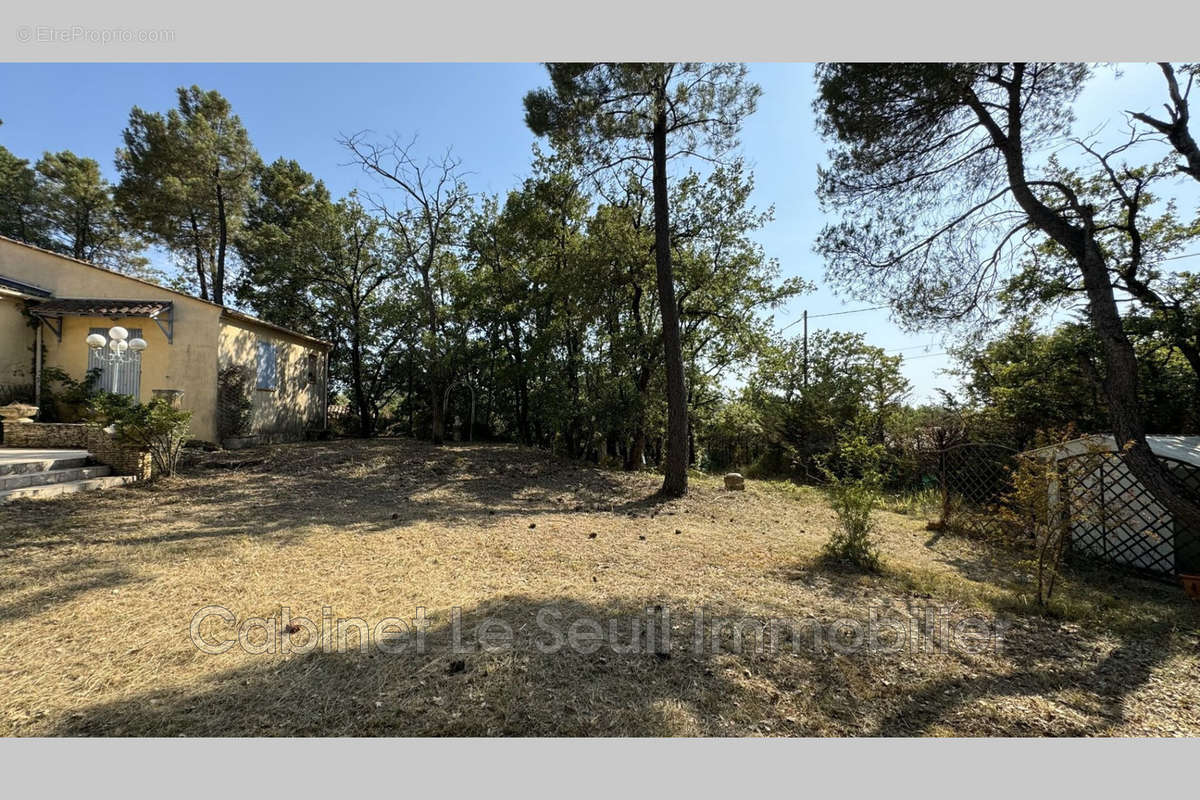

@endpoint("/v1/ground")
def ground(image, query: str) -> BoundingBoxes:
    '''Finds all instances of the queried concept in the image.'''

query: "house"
[0,235,331,445]
[1024,435,1200,577]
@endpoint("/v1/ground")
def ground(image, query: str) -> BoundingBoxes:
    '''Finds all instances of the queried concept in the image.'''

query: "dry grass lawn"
[1,438,1198,736]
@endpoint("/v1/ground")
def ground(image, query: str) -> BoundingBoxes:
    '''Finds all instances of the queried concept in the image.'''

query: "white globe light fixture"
[86,325,147,393]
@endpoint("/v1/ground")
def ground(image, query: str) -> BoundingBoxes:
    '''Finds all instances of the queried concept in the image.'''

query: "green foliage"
[524,63,761,167]
[953,318,1200,445]
[102,397,193,478]
[237,161,415,438]
[234,158,333,332]
[0,144,53,248]
[525,63,766,495]
[217,365,254,439]
[742,329,909,478]
[697,400,763,472]
[820,435,885,571]
[339,133,471,443]
[813,63,1091,329]
[85,391,138,426]
[879,486,942,518]
[116,86,260,303]
[34,150,151,276]
[38,367,102,422]
[813,61,1200,532]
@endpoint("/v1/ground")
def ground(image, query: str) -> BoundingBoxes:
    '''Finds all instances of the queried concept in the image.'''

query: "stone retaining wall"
[1,422,152,480]
[2,422,88,449]
[85,428,153,480]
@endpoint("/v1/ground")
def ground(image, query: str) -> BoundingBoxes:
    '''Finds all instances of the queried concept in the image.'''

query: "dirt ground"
[1,438,1197,736]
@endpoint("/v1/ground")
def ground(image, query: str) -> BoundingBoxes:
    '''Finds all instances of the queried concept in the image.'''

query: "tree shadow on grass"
[41,588,1191,737]
[872,625,1180,736]
[47,595,834,737]
[0,567,136,624]
[764,550,1195,736]
[0,439,637,553]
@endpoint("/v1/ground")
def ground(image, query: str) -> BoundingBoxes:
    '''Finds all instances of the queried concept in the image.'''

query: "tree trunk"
[508,319,530,445]
[967,67,1200,539]
[565,325,582,457]
[651,105,689,497]
[419,257,444,445]
[406,347,415,437]
[626,425,646,471]
[189,215,208,301]
[1076,242,1200,534]
[73,213,87,260]
[430,380,445,444]
[214,179,227,306]
[349,316,372,438]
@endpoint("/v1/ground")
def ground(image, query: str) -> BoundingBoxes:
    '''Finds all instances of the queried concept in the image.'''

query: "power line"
[886,344,939,353]
[902,352,950,360]
[781,252,1198,335]
[779,304,888,332]
[810,304,890,319]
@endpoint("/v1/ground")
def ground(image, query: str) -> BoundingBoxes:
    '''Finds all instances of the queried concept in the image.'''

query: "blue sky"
[0,63,1190,402]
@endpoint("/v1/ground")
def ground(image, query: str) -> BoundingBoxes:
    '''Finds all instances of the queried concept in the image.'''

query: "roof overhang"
[220,307,332,350]
[0,273,53,300]
[1,237,328,351]
[28,298,174,343]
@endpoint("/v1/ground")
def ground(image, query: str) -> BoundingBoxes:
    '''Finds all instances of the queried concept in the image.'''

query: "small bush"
[86,391,138,426]
[1000,429,1103,608]
[820,435,885,571]
[40,367,102,422]
[99,398,193,478]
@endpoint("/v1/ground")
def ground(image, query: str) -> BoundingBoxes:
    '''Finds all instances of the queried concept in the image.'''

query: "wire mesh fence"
[918,441,1019,539]
[701,430,1198,581]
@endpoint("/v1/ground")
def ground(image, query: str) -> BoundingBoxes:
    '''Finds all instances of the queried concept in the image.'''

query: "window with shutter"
[256,340,277,390]
[87,327,143,398]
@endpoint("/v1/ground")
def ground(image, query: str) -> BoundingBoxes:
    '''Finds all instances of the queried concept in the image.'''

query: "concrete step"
[0,451,90,477]
[0,474,138,503]
[0,465,113,491]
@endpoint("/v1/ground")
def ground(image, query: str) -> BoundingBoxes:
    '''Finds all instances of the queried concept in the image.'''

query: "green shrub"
[820,434,885,571]
[99,398,193,478]
[39,367,102,422]
[86,391,139,426]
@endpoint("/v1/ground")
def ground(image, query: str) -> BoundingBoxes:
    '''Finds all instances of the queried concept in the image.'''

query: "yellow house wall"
[0,238,223,440]
[41,314,221,440]
[0,294,36,387]
[218,317,326,437]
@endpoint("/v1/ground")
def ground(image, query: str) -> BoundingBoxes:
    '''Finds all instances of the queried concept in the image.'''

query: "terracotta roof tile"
[31,298,172,317]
